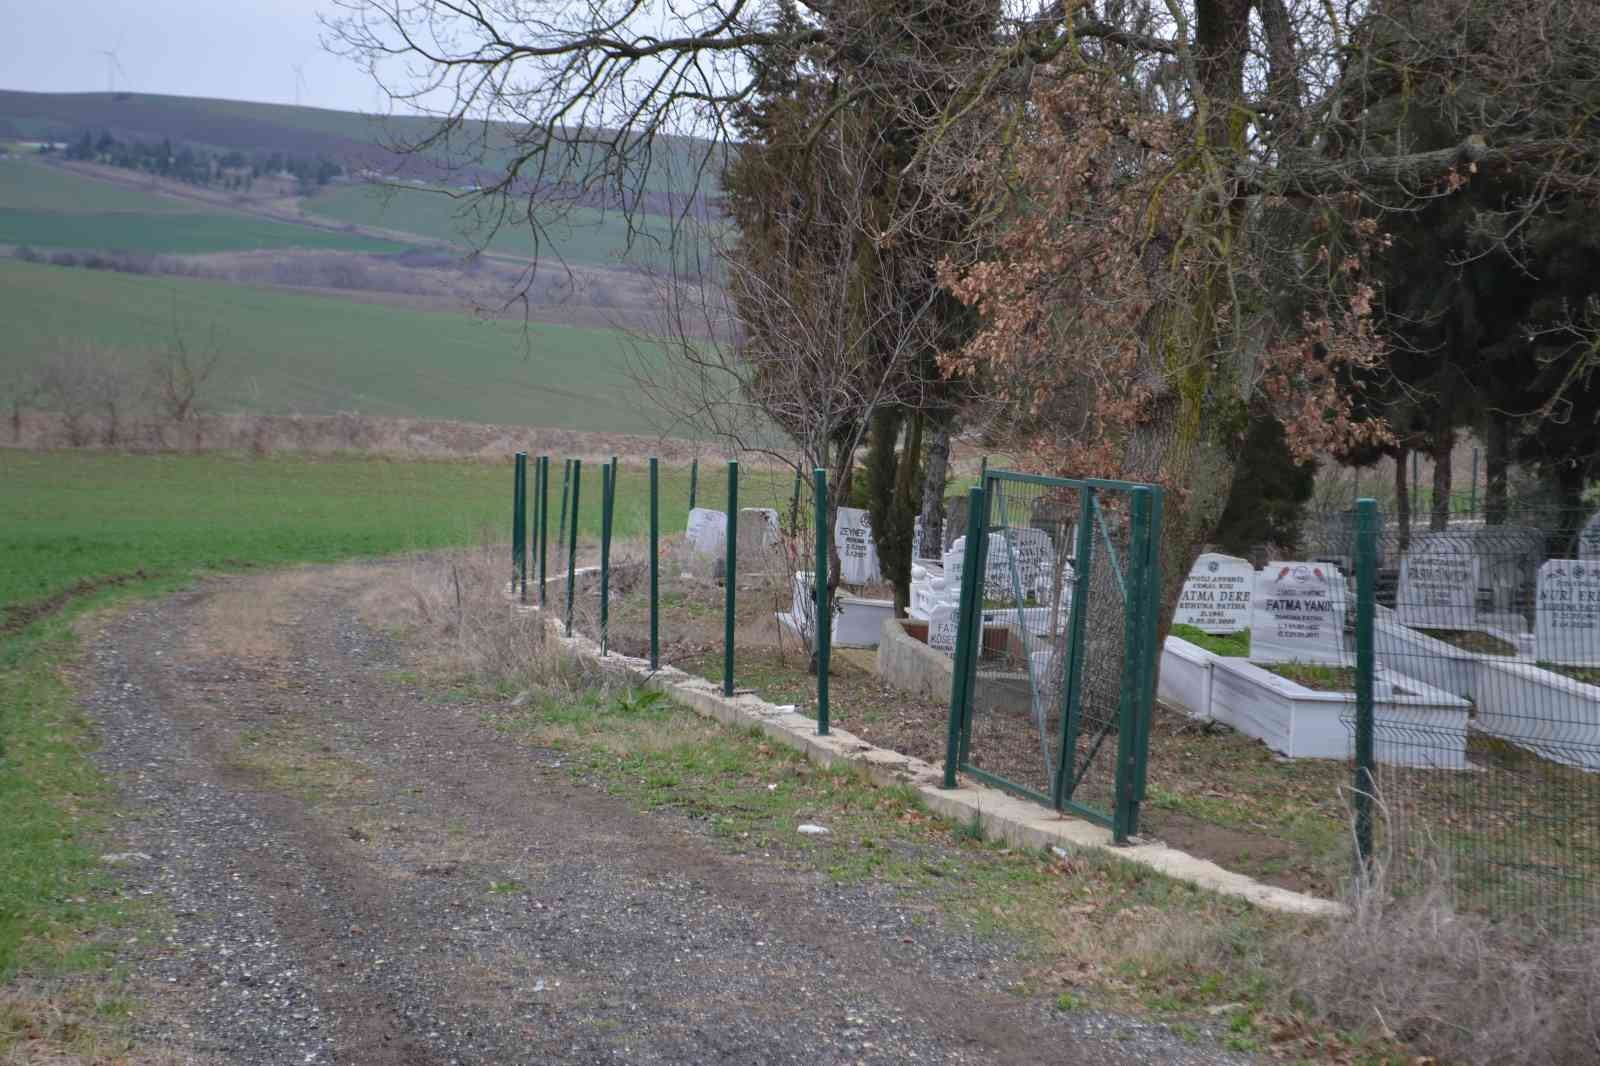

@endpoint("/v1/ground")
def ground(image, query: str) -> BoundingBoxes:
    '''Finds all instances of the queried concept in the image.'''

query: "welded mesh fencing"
[945,473,1160,840]
[1305,504,1600,927]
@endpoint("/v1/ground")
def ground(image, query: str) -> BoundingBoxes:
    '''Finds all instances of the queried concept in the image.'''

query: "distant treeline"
[55,130,344,193]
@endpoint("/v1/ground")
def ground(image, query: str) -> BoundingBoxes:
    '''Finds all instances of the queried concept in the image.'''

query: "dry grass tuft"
[1290,857,1600,1066]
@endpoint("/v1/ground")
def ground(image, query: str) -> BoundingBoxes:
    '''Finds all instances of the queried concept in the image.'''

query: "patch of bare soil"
[68,560,1247,1064]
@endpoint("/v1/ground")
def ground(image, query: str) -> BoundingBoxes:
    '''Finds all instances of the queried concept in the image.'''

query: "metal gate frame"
[942,471,1163,843]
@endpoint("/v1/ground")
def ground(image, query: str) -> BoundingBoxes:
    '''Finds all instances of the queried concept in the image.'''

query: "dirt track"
[73,561,1247,1064]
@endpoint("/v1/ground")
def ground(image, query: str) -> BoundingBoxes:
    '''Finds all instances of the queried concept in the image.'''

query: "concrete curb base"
[528,592,1342,918]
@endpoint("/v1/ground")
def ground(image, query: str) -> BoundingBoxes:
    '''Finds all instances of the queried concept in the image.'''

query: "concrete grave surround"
[1250,561,1347,665]
[1396,545,1481,631]
[834,507,881,586]
[1173,553,1253,634]
[1159,635,1470,768]
[1535,559,1600,666]
[685,507,726,556]
[776,571,894,648]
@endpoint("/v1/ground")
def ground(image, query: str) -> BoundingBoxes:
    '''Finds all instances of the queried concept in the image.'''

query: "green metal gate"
[942,471,1163,842]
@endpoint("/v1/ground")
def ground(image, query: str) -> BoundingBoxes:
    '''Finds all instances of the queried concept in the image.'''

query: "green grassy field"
[306,184,674,266]
[0,258,666,428]
[0,157,201,213]
[0,158,406,255]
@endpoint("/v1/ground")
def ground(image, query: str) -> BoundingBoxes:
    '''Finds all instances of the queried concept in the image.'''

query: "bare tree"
[150,308,221,426]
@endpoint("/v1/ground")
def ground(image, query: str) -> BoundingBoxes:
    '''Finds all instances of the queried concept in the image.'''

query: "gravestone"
[1535,560,1600,666]
[1250,561,1347,665]
[685,508,726,556]
[736,508,780,557]
[1173,553,1254,634]
[1397,539,1481,631]
[834,507,881,585]
[1580,513,1600,560]
[927,602,959,653]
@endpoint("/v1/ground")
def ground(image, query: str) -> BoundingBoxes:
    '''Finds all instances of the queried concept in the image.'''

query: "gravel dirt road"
[73,562,1251,1064]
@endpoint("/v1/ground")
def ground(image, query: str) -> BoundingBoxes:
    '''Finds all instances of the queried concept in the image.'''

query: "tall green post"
[512,452,526,596]
[565,460,582,637]
[813,468,831,735]
[790,469,803,535]
[1112,487,1153,844]
[599,463,614,655]
[649,457,660,670]
[556,458,572,571]
[723,460,738,697]
[688,458,698,511]
[537,456,550,607]
[1353,497,1378,870]
[943,487,986,788]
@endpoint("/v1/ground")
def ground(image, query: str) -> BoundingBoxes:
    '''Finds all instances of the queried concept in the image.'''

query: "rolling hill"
[0,257,666,433]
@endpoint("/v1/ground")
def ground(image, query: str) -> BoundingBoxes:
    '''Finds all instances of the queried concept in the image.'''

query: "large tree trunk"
[1394,447,1411,553]
[1484,414,1509,525]
[919,418,952,559]
[864,407,920,616]
[1431,430,1454,531]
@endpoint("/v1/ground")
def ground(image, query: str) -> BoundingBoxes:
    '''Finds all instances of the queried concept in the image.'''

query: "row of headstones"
[1177,549,1600,667]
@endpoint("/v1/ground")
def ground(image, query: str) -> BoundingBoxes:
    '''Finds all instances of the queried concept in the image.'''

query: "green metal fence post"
[1469,448,1480,514]
[1111,487,1153,844]
[557,458,572,572]
[943,486,986,788]
[599,463,614,655]
[537,456,550,607]
[1354,497,1378,870]
[528,455,543,605]
[688,458,698,511]
[512,452,526,594]
[1052,488,1098,807]
[790,469,803,536]
[959,489,990,766]
[1134,488,1163,809]
[723,460,738,697]
[565,459,582,637]
[813,468,831,736]
[649,457,659,670]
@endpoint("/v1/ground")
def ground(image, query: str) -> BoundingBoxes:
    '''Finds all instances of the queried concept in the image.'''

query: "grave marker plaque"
[1173,553,1254,634]
[1397,547,1480,630]
[927,603,959,653]
[1535,560,1600,666]
[686,508,726,556]
[1250,562,1346,665]
[834,507,881,585]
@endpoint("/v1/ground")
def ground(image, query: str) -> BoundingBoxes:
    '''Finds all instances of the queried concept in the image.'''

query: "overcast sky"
[0,0,383,113]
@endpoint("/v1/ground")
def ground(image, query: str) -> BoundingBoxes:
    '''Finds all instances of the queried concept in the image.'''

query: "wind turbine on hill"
[96,33,128,94]
[293,64,308,108]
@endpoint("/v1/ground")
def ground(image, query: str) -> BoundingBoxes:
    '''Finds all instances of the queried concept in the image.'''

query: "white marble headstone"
[686,507,726,556]
[1397,546,1481,630]
[1580,513,1600,560]
[834,507,881,585]
[1535,559,1600,666]
[1174,553,1253,634]
[1250,561,1347,665]
[927,603,959,653]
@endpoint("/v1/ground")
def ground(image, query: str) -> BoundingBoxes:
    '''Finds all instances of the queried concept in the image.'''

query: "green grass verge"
[0,258,667,429]
[1168,624,1249,657]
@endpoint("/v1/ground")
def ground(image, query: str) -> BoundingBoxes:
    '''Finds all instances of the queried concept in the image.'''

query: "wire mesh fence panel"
[950,471,1160,836]
[1306,505,1600,927]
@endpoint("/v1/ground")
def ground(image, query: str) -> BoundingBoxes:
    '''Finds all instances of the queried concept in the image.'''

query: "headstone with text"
[927,603,959,654]
[1250,561,1347,665]
[1535,560,1600,666]
[1397,543,1481,630]
[1173,553,1254,634]
[686,508,726,556]
[834,507,881,586]
[1580,513,1600,561]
